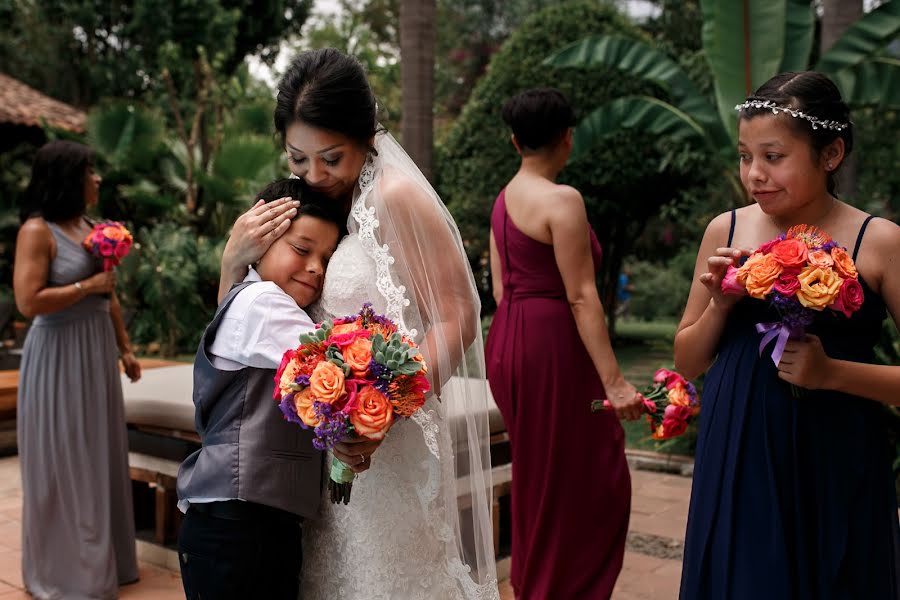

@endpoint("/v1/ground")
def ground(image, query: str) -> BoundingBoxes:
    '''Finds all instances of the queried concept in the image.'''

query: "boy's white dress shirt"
[208,267,317,370]
[179,267,317,512]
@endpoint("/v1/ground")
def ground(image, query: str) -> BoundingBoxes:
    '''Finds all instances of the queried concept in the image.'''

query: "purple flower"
[311,401,351,450]
[278,395,306,427]
[296,374,310,386]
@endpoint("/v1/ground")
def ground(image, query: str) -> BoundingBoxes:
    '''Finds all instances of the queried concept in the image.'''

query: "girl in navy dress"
[676,71,900,599]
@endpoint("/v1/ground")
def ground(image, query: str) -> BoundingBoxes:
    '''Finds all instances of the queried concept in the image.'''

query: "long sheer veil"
[347,130,499,598]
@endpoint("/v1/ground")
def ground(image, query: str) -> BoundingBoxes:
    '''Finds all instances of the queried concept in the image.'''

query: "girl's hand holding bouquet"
[718,225,863,395]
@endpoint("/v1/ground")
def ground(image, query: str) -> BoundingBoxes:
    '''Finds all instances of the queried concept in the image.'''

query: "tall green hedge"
[436,0,713,316]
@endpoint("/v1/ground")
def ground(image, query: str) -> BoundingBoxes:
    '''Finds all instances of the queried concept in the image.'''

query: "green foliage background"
[436,0,718,317]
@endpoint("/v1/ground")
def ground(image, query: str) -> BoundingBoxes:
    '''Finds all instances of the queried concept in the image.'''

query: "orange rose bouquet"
[82,221,133,272]
[721,225,863,394]
[592,368,700,440]
[274,303,429,504]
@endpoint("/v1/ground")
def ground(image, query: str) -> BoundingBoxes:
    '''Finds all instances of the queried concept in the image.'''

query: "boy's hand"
[334,434,383,473]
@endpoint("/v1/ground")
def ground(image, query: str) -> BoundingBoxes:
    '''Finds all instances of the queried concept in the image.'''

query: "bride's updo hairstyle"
[501,87,576,153]
[737,71,853,196]
[274,48,378,148]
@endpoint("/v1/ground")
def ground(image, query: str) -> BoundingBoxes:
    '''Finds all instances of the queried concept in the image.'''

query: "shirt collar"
[244,266,262,283]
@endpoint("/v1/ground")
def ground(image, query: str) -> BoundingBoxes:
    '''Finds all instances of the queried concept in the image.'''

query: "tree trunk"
[399,0,436,181]
[821,0,863,199]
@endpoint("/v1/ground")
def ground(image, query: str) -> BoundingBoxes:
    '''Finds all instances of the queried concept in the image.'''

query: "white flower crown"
[734,99,848,131]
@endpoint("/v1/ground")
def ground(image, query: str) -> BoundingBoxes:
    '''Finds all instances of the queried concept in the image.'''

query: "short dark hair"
[501,88,576,152]
[274,49,378,149]
[20,140,95,223]
[739,71,853,196]
[255,178,347,238]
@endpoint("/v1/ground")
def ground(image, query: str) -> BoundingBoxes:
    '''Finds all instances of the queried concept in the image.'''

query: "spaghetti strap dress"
[17,221,138,599]
[679,213,900,599]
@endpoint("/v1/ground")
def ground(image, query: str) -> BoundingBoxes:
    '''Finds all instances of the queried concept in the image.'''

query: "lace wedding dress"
[299,133,499,600]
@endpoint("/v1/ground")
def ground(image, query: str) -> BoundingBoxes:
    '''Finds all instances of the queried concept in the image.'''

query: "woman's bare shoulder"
[18,217,52,240]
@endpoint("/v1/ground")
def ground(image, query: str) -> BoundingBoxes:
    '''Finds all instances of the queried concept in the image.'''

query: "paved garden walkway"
[0,455,690,599]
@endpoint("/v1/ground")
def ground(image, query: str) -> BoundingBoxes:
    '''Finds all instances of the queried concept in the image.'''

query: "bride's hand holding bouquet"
[274,303,430,504]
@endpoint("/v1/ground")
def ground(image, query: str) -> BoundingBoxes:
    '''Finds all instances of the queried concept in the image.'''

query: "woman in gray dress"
[13,140,141,599]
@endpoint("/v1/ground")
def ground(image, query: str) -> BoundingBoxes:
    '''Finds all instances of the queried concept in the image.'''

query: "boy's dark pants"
[178,501,303,600]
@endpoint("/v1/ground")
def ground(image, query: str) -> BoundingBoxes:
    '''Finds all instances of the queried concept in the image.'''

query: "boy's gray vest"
[176,281,323,519]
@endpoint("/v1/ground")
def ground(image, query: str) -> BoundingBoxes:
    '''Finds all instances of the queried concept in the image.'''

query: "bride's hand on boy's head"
[222,197,300,268]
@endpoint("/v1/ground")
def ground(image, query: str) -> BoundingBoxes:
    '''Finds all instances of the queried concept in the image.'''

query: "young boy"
[176,179,344,600]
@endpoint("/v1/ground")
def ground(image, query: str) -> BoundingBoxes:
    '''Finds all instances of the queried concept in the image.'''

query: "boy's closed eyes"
[255,211,340,308]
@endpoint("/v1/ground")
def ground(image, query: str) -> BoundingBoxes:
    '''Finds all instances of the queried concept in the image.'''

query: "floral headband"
[734,99,848,131]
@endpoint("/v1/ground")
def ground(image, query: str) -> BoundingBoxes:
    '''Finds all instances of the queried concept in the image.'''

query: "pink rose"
[113,241,130,259]
[755,238,780,255]
[664,371,687,390]
[327,329,371,349]
[99,241,114,257]
[653,368,671,384]
[653,417,688,440]
[664,404,693,421]
[830,277,864,318]
[772,268,801,296]
[720,265,747,296]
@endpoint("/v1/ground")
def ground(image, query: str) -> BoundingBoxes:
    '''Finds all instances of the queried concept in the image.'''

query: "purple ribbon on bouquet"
[755,321,804,366]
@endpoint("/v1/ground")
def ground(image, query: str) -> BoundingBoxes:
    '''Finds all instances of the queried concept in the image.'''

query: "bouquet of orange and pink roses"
[82,221,133,272]
[592,368,700,440]
[274,303,429,504]
[720,225,862,385]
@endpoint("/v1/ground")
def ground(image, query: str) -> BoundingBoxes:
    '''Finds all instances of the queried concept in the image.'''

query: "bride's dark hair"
[275,49,378,148]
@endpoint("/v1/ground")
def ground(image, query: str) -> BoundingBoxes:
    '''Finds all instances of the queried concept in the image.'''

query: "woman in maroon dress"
[485,88,643,599]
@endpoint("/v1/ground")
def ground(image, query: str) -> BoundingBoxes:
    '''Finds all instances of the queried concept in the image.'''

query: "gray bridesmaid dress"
[16,220,138,599]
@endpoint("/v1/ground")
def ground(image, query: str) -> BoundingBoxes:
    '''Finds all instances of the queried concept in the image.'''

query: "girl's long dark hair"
[20,140,94,224]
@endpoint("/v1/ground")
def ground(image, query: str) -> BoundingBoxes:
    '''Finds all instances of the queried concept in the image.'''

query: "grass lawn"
[613,318,697,457]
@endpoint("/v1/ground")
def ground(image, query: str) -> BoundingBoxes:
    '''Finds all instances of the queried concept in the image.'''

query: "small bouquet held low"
[720,224,863,394]
[274,303,430,504]
[592,368,700,441]
[82,221,133,271]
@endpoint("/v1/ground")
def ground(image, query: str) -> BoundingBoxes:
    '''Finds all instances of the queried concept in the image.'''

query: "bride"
[218,48,500,599]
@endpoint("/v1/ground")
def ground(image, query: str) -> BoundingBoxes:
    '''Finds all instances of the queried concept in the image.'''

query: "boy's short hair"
[256,178,347,238]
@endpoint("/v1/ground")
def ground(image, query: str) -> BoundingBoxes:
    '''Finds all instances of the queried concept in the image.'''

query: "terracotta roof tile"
[0,72,86,133]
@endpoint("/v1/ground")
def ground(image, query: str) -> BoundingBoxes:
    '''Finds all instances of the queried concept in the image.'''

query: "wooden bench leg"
[492,496,501,558]
[154,477,167,545]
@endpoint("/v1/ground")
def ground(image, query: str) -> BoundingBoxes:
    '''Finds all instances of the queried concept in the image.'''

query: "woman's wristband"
[74,281,85,296]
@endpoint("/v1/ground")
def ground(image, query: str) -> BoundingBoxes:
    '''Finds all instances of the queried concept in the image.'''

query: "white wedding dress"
[298,134,499,600]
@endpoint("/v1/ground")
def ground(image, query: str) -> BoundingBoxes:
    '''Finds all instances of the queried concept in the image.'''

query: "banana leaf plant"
[545,0,900,200]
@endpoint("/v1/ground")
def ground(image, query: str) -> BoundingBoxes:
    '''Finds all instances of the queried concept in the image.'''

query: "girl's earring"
[827,162,833,170]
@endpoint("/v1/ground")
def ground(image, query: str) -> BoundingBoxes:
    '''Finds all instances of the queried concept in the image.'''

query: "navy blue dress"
[680,214,900,599]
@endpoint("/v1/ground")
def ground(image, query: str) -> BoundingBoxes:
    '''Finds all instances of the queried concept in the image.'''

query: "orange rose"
[796,265,843,310]
[737,253,783,299]
[350,386,393,440]
[735,253,764,285]
[293,388,321,428]
[830,246,858,279]
[309,361,346,404]
[343,337,373,378]
[332,321,362,335]
[102,225,126,241]
[277,358,302,399]
[667,385,691,407]
[807,249,833,269]
[769,238,808,268]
